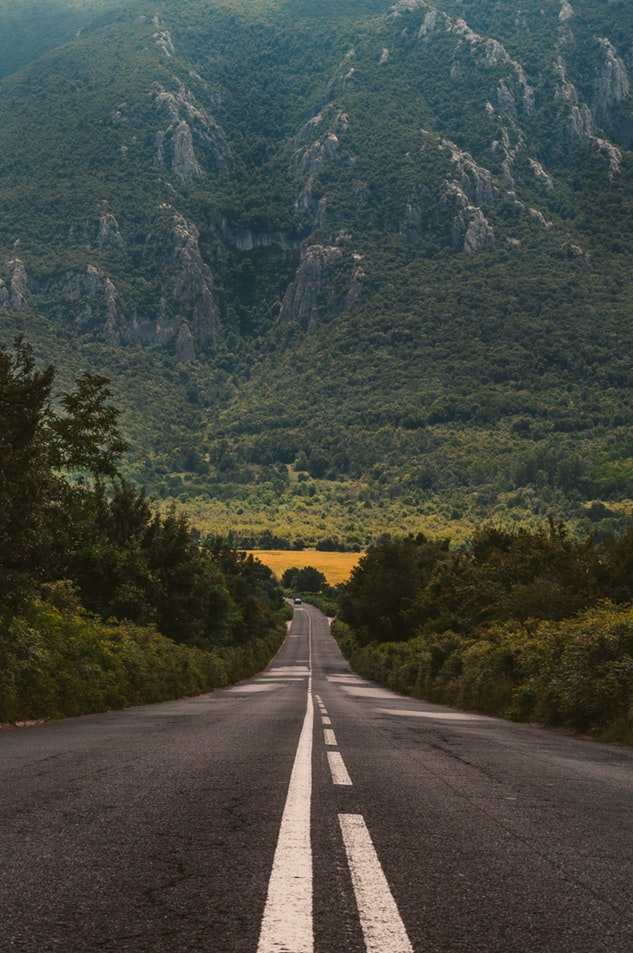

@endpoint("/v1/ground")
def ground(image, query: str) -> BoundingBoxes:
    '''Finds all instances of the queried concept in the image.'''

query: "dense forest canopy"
[1,0,633,545]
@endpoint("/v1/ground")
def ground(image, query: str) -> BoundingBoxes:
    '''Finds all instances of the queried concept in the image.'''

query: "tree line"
[0,338,287,721]
[335,521,633,742]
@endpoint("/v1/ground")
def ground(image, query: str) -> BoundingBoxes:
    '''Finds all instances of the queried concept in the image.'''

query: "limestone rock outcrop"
[279,244,363,330]
[0,259,30,310]
[155,79,232,182]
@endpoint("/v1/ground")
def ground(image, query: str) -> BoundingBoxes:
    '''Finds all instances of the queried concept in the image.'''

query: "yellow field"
[246,550,363,586]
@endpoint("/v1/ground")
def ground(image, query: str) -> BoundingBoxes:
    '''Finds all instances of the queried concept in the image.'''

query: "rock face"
[42,212,222,359]
[279,245,342,330]
[1,259,30,309]
[293,108,350,226]
[127,211,222,355]
[154,80,232,182]
[0,0,630,352]
[211,211,301,254]
[155,212,221,350]
[61,214,125,253]
[97,213,125,253]
[61,265,125,344]
[279,244,362,330]
[444,184,495,254]
[593,38,632,145]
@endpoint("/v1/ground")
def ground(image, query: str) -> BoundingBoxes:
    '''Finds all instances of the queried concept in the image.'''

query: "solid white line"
[327,751,352,786]
[257,690,314,952]
[323,728,337,746]
[339,814,414,953]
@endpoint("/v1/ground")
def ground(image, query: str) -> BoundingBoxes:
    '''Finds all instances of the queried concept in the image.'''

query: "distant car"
[293,597,303,605]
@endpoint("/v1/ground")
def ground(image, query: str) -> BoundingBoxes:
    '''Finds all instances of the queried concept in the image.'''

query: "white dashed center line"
[259,642,412,951]
[327,750,353,786]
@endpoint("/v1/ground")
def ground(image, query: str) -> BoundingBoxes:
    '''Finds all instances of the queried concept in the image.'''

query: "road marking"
[327,751,352,786]
[264,665,311,677]
[257,684,314,952]
[259,672,308,685]
[339,814,414,953]
[323,728,337,746]
[256,613,315,949]
[379,708,492,721]
[225,684,280,693]
[341,687,396,699]
[322,716,332,726]
[327,674,364,682]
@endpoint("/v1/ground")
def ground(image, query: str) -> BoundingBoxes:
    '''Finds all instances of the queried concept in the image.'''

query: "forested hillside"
[2,0,633,546]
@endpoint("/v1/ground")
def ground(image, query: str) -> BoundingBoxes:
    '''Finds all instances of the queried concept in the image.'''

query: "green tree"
[427,520,601,631]
[0,339,127,608]
[291,566,327,593]
[204,537,285,644]
[338,534,450,644]
[0,338,55,603]
[50,372,128,480]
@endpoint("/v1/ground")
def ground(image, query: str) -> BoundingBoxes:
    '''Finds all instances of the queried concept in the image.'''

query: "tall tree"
[0,338,55,603]
[0,339,128,607]
[50,372,128,480]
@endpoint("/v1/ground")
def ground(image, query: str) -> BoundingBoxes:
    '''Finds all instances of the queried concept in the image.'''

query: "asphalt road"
[2,604,632,952]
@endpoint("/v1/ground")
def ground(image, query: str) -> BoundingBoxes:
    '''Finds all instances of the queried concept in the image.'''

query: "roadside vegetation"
[0,339,287,723]
[3,336,632,741]
[333,524,633,744]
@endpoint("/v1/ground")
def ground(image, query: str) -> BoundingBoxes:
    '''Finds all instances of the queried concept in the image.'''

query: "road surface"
[2,603,632,951]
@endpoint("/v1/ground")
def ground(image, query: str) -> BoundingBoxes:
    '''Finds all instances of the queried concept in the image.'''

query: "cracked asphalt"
[2,605,633,952]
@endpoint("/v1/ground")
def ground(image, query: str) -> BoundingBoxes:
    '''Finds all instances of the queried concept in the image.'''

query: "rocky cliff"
[1,0,632,357]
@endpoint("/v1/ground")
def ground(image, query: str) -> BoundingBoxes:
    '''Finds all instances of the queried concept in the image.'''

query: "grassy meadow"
[246,550,363,586]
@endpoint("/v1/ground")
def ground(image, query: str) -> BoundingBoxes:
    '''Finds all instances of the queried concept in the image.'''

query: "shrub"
[333,606,633,743]
[0,600,283,723]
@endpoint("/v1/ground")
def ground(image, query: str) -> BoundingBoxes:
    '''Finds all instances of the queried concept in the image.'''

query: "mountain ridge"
[2,0,633,546]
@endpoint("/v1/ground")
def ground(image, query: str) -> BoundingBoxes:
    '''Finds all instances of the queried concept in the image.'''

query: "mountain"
[2,0,633,549]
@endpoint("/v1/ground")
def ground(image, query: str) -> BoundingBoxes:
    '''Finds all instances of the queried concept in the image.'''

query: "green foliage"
[0,337,287,722]
[338,533,450,643]
[334,605,633,744]
[335,522,633,741]
[50,373,129,478]
[0,599,283,723]
[4,1,633,545]
[338,520,633,644]
[281,565,328,593]
[0,337,56,603]
[0,0,136,80]
[0,338,287,658]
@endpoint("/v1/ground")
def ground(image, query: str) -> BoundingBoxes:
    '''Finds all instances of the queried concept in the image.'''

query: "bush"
[333,605,633,743]
[0,600,283,723]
